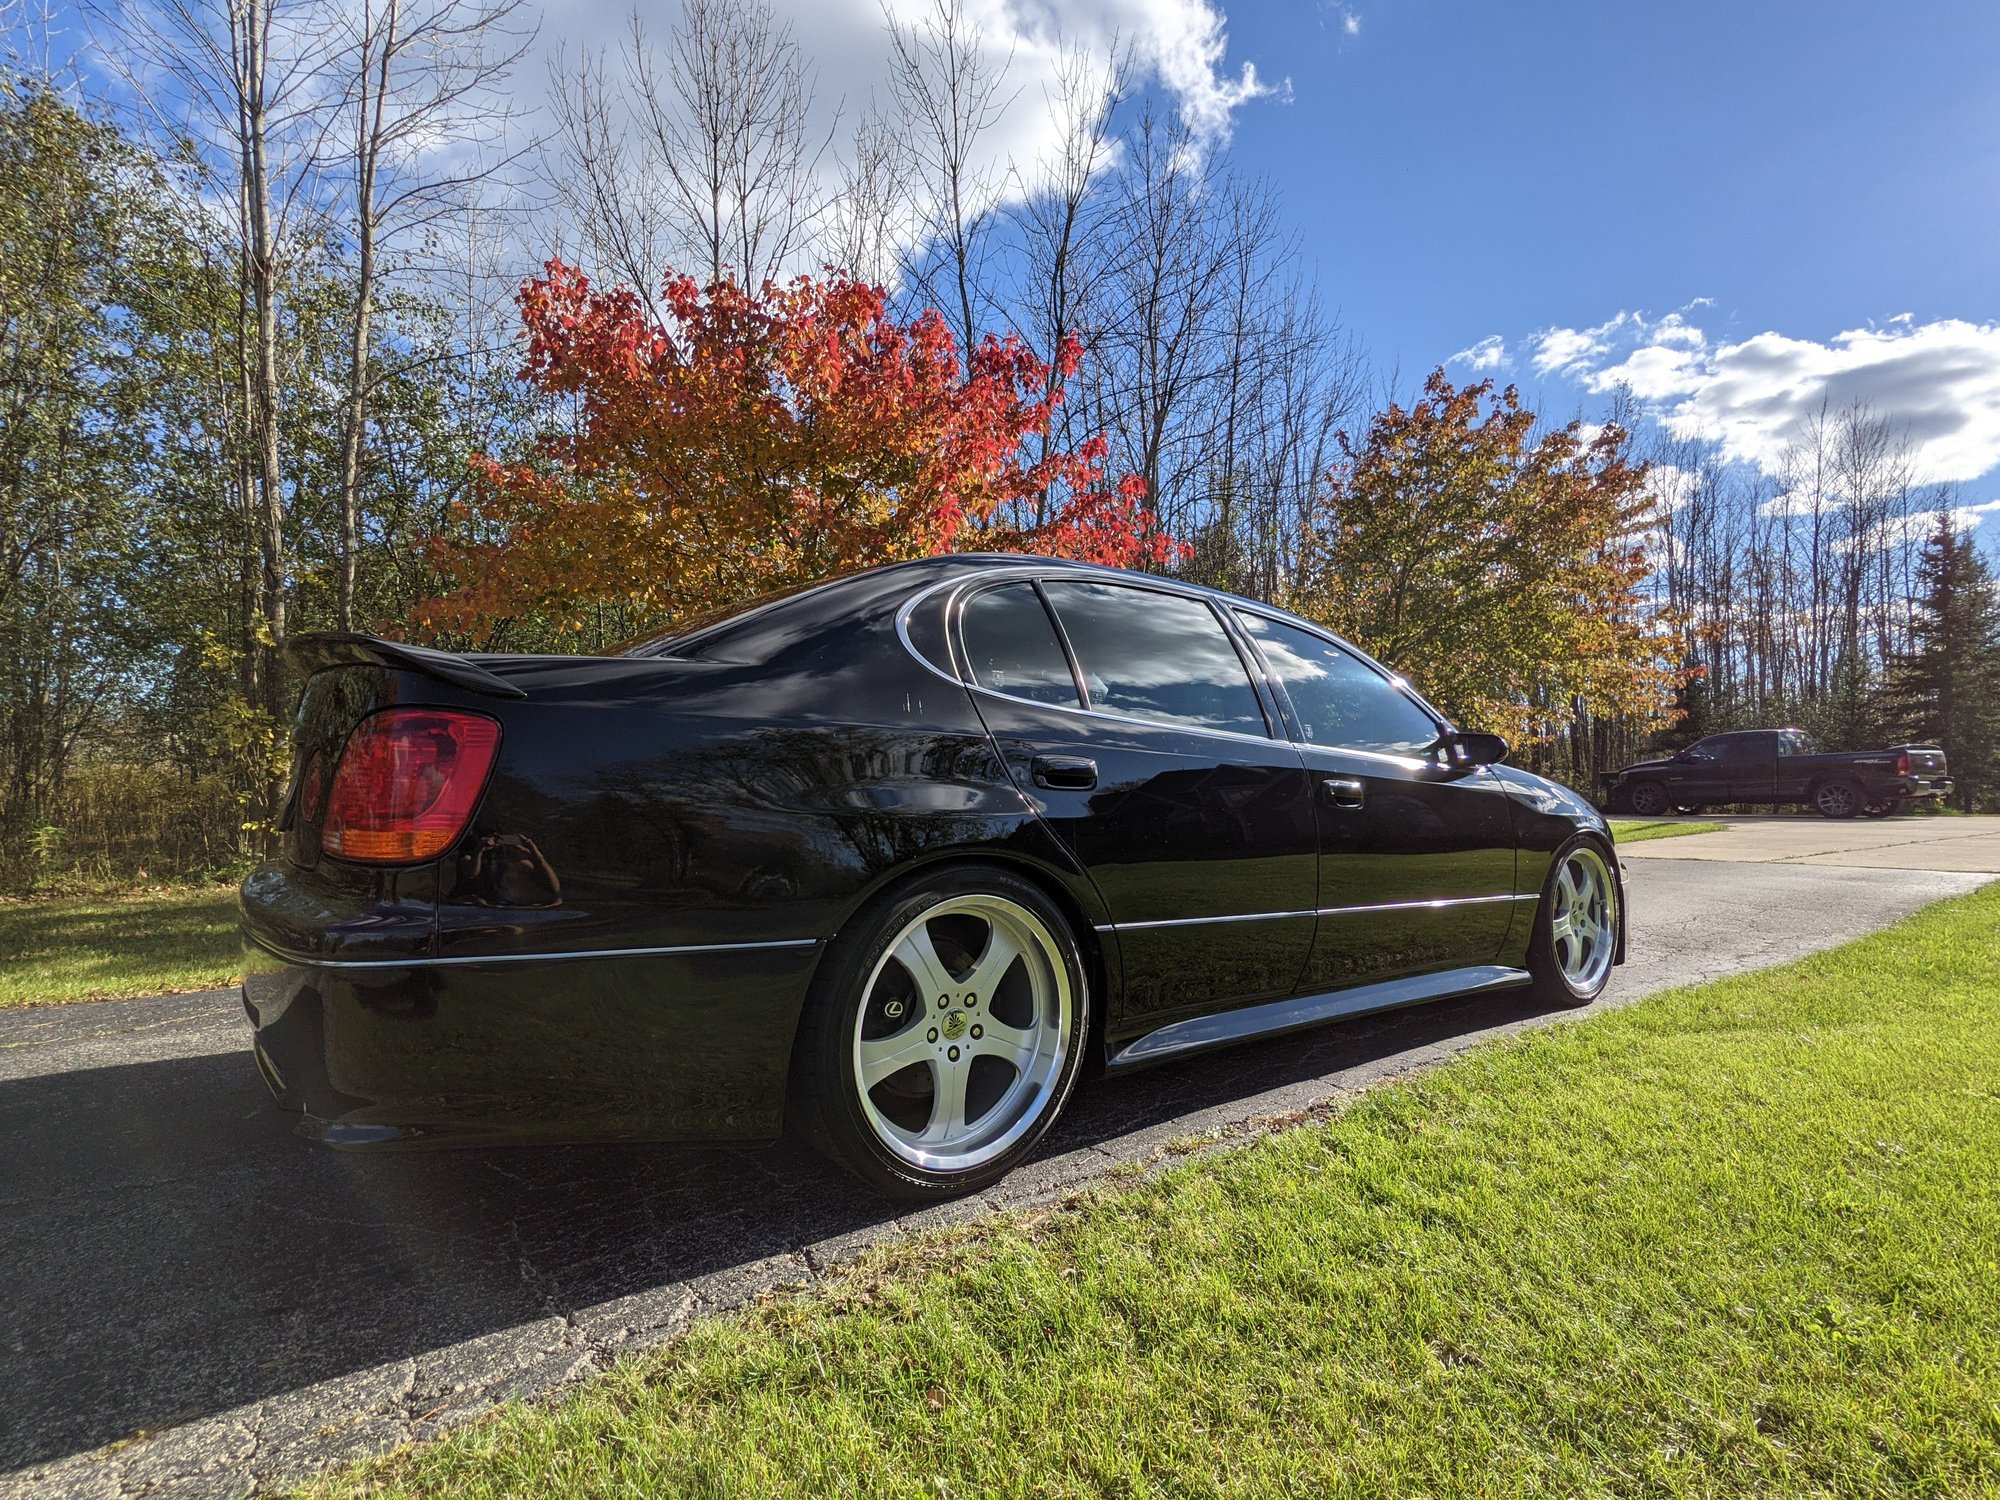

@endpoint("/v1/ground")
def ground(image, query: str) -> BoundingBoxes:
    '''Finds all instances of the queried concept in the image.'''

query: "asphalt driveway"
[2,850,1991,1499]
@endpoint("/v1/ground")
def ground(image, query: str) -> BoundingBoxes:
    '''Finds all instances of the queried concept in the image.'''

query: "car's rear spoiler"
[284,632,528,700]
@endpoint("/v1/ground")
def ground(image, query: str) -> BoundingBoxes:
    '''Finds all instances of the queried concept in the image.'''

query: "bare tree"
[329,0,533,628]
[824,102,907,287]
[547,0,825,300]
[1011,39,1123,526]
[885,0,1012,354]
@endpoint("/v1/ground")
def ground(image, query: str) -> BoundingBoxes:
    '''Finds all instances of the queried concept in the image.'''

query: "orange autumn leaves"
[1290,370,1683,744]
[419,263,1174,639]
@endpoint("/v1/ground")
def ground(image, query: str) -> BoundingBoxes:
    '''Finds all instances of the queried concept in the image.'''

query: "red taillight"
[321,709,501,864]
[1896,752,1910,777]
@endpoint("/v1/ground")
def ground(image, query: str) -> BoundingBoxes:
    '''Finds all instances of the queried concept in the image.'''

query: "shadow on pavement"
[0,985,1560,1470]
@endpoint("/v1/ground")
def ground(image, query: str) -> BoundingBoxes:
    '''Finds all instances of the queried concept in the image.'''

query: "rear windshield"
[615,572,858,658]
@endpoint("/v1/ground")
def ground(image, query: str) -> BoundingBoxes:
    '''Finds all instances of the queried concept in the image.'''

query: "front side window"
[959,582,1081,707]
[1234,612,1439,755]
[1717,733,1774,764]
[1041,582,1268,736]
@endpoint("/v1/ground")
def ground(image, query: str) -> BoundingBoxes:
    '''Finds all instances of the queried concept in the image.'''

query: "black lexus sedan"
[241,555,1625,1199]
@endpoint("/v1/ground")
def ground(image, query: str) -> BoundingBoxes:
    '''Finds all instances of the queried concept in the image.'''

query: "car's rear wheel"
[795,866,1090,1200]
[1813,778,1864,819]
[1626,782,1668,817]
[1861,796,1905,818]
[1528,840,1619,1009]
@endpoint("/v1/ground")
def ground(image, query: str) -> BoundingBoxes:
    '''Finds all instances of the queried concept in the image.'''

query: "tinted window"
[1235,612,1439,754]
[1041,582,1267,735]
[960,583,1081,707]
[1716,733,1774,764]
[1779,730,1813,757]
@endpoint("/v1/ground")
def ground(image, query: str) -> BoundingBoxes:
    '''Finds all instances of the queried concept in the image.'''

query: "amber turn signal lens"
[321,709,501,864]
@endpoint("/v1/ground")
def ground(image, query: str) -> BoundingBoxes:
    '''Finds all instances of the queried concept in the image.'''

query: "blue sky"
[1216,0,2000,532]
[40,0,2000,536]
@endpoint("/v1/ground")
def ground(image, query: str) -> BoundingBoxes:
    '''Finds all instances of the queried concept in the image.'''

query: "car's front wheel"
[795,866,1090,1200]
[1528,840,1620,1009]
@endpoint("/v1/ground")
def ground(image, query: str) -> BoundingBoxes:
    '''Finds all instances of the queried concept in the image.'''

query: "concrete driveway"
[2,852,1991,1499]
[1617,812,2000,871]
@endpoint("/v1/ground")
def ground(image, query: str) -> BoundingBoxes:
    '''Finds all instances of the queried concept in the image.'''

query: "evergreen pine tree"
[1885,516,2000,810]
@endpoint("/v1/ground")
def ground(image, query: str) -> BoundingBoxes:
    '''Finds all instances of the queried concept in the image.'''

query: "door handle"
[1322,776,1365,809]
[1032,754,1098,791]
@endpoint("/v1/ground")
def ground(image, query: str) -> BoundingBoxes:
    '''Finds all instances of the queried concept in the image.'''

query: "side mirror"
[1437,730,1509,768]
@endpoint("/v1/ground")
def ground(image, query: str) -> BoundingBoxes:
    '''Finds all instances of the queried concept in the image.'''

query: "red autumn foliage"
[419,262,1175,640]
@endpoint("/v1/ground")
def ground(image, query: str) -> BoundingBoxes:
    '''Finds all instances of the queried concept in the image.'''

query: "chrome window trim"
[1092,891,1537,932]
[1227,603,1453,753]
[250,935,822,971]
[894,569,1450,766]
[897,569,1323,753]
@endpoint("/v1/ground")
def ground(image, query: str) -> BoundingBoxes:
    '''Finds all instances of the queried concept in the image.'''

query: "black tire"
[1861,796,1905,818]
[1527,838,1620,1010]
[1626,781,1668,817]
[1813,778,1864,819]
[792,864,1091,1201]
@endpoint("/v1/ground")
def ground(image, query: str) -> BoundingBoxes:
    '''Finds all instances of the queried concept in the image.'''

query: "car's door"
[958,577,1317,1023]
[1230,611,1522,992]
[1661,737,1729,805]
[1774,729,1816,801]
[1721,730,1779,802]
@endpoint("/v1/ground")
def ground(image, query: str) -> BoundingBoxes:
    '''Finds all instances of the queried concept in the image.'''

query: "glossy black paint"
[241,554,1622,1149]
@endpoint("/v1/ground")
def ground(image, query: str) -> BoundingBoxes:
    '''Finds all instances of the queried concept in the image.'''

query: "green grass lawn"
[0,886,241,1007]
[1611,816,1728,843]
[305,884,2000,1499]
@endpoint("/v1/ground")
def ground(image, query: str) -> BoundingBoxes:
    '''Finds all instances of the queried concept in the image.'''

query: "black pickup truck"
[1601,729,1952,819]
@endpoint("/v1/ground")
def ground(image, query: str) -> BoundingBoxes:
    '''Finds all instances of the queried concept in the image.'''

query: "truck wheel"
[794,865,1090,1201]
[1813,779,1863,819]
[1626,782,1668,817]
[1861,796,1905,818]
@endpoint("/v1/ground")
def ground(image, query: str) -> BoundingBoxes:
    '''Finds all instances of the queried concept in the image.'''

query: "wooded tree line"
[4,0,1996,891]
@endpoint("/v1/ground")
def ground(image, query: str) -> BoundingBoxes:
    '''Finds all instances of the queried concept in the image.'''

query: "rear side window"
[1235,612,1438,754]
[1041,582,1268,736]
[959,583,1081,707]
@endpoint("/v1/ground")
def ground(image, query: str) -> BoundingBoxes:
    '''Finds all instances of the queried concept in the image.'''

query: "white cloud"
[1343,12,1362,36]
[530,0,1273,200]
[1449,334,1507,372]
[1535,311,2000,487]
[1527,314,1634,377]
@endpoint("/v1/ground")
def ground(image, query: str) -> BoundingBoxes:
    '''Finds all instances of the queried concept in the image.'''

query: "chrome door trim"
[249,935,823,971]
[1090,891,1536,933]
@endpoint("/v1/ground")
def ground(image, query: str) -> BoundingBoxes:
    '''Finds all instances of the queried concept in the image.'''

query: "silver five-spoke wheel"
[1534,842,1618,1005]
[1550,845,1617,993]
[852,894,1073,1174]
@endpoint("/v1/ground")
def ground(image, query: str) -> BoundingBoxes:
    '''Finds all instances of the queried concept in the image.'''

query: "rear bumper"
[1898,776,1953,800]
[241,933,824,1148]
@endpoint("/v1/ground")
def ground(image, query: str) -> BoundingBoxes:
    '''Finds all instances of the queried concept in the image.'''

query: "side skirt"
[1104,964,1534,1073]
